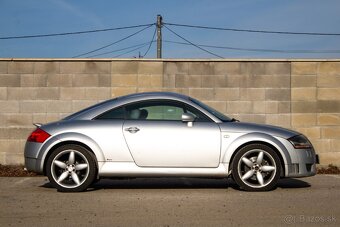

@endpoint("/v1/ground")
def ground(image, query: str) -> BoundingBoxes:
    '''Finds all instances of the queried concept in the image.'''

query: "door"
[122,100,221,167]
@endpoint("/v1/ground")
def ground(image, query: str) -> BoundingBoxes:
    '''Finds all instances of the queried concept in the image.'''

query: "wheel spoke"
[54,160,67,169]
[261,165,276,172]
[57,171,69,183]
[242,157,253,168]
[68,151,75,165]
[242,169,255,180]
[75,163,88,171]
[256,151,264,165]
[71,172,80,185]
[256,172,264,186]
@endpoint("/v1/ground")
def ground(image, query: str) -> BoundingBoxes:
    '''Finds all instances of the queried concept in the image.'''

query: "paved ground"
[0,175,339,227]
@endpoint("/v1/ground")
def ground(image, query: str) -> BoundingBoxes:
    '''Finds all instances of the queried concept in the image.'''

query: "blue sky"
[0,0,340,59]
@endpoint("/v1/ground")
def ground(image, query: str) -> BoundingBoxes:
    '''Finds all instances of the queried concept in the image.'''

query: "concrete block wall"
[0,59,339,166]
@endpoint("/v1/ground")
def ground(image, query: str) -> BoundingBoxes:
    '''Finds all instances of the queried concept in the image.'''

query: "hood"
[219,122,299,139]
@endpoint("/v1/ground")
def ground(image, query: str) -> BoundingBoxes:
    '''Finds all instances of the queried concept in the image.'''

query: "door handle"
[124,127,140,133]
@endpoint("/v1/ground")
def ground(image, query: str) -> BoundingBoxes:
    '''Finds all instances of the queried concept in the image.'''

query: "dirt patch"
[317,164,340,174]
[0,164,38,177]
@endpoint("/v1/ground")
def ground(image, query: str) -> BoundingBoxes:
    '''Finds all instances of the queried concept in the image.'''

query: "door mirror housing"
[181,113,195,122]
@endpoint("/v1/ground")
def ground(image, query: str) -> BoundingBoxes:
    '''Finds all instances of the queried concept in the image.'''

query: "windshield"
[190,98,232,122]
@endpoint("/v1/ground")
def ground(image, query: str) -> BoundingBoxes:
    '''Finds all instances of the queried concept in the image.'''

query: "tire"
[232,144,281,191]
[46,144,97,192]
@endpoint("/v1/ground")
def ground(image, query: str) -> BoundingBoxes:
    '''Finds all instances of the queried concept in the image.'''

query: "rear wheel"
[46,144,97,192]
[232,144,281,191]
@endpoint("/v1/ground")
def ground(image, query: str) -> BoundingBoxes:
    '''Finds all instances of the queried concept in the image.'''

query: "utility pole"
[156,15,162,58]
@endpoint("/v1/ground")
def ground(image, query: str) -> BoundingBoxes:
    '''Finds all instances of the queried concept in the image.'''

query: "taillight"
[27,128,51,143]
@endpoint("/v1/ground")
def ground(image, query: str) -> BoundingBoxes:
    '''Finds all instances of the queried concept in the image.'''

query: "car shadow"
[40,177,311,192]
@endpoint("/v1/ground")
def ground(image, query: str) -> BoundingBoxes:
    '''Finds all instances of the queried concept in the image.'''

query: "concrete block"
[214,88,239,101]
[162,88,189,96]
[111,74,137,87]
[36,88,60,100]
[46,101,72,113]
[294,127,320,139]
[291,75,316,87]
[253,101,266,114]
[265,88,291,101]
[278,102,291,113]
[0,101,19,113]
[59,74,73,87]
[138,74,162,87]
[331,139,340,152]
[6,153,25,165]
[111,61,138,74]
[240,88,265,101]
[111,87,137,97]
[2,114,32,127]
[98,74,111,87]
[138,61,163,74]
[164,62,188,74]
[265,114,291,128]
[318,152,340,165]
[204,101,227,113]
[137,87,163,93]
[0,128,33,139]
[8,61,34,74]
[226,101,252,114]
[46,74,59,87]
[292,113,316,126]
[189,88,214,101]
[0,61,7,73]
[72,100,98,112]
[321,127,340,139]
[317,114,340,126]
[60,88,86,100]
[291,88,316,101]
[248,62,266,75]
[7,88,36,100]
[201,75,215,88]
[213,62,246,75]
[0,74,20,87]
[32,113,60,124]
[163,74,175,87]
[73,74,99,87]
[265,102,279,114]
[188,62,213,75]
[316,100,340,113]
[317,74,340,87]
[34,62,59,74]
[265,62,290,75]
[60,61,110,74]
[0,88,7,100]
[85,87,111,100]
[237,114,266,124]
[247,75,290,88]
[312,139,331,154]
[20,101,47,113]
[33,74,48,87]
[291,62,317,75]
[20,74,35,87]
[175,74,201,88]
[318,88,340,100]
[291,101,317,113]
[318,62,340,75]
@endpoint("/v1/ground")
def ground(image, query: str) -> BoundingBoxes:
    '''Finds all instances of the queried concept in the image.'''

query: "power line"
[0,24,155,40]
[164,40,340,54]
[164,22,340,36]
[163,25,223,58]
[142,26,157,58]
[72,24,154,58]
[113,43,150,58]
[87,41,155,58]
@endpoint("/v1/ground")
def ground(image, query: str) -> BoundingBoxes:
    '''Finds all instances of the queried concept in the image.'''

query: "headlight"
[288,135,312,149]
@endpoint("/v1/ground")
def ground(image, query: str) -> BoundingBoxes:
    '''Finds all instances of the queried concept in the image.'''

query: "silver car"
[24,92,318,192]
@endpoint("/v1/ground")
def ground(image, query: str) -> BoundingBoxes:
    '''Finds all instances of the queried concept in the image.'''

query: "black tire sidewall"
[46,144,97,192]
[232,144,281,191]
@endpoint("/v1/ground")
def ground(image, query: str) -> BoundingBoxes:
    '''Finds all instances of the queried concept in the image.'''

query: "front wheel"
[232,144,281,191]
[46,144,97,192]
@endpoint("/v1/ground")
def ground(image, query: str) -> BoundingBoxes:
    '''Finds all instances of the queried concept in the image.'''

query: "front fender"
[221,132,291,176]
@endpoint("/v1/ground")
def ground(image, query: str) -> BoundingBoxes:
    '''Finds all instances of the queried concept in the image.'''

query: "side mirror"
[181,113,195,122]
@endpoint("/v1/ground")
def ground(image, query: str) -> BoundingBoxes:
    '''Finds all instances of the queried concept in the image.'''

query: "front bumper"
[286,149,318,178]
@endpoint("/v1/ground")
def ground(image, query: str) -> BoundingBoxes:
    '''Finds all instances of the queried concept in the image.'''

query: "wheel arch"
[222,133,291,177]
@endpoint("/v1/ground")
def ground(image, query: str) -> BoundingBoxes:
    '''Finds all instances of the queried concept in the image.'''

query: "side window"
[126,101,184,121]
[95,107,125,120]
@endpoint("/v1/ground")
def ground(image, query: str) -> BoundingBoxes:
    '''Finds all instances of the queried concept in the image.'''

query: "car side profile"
[24,92,318,192]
